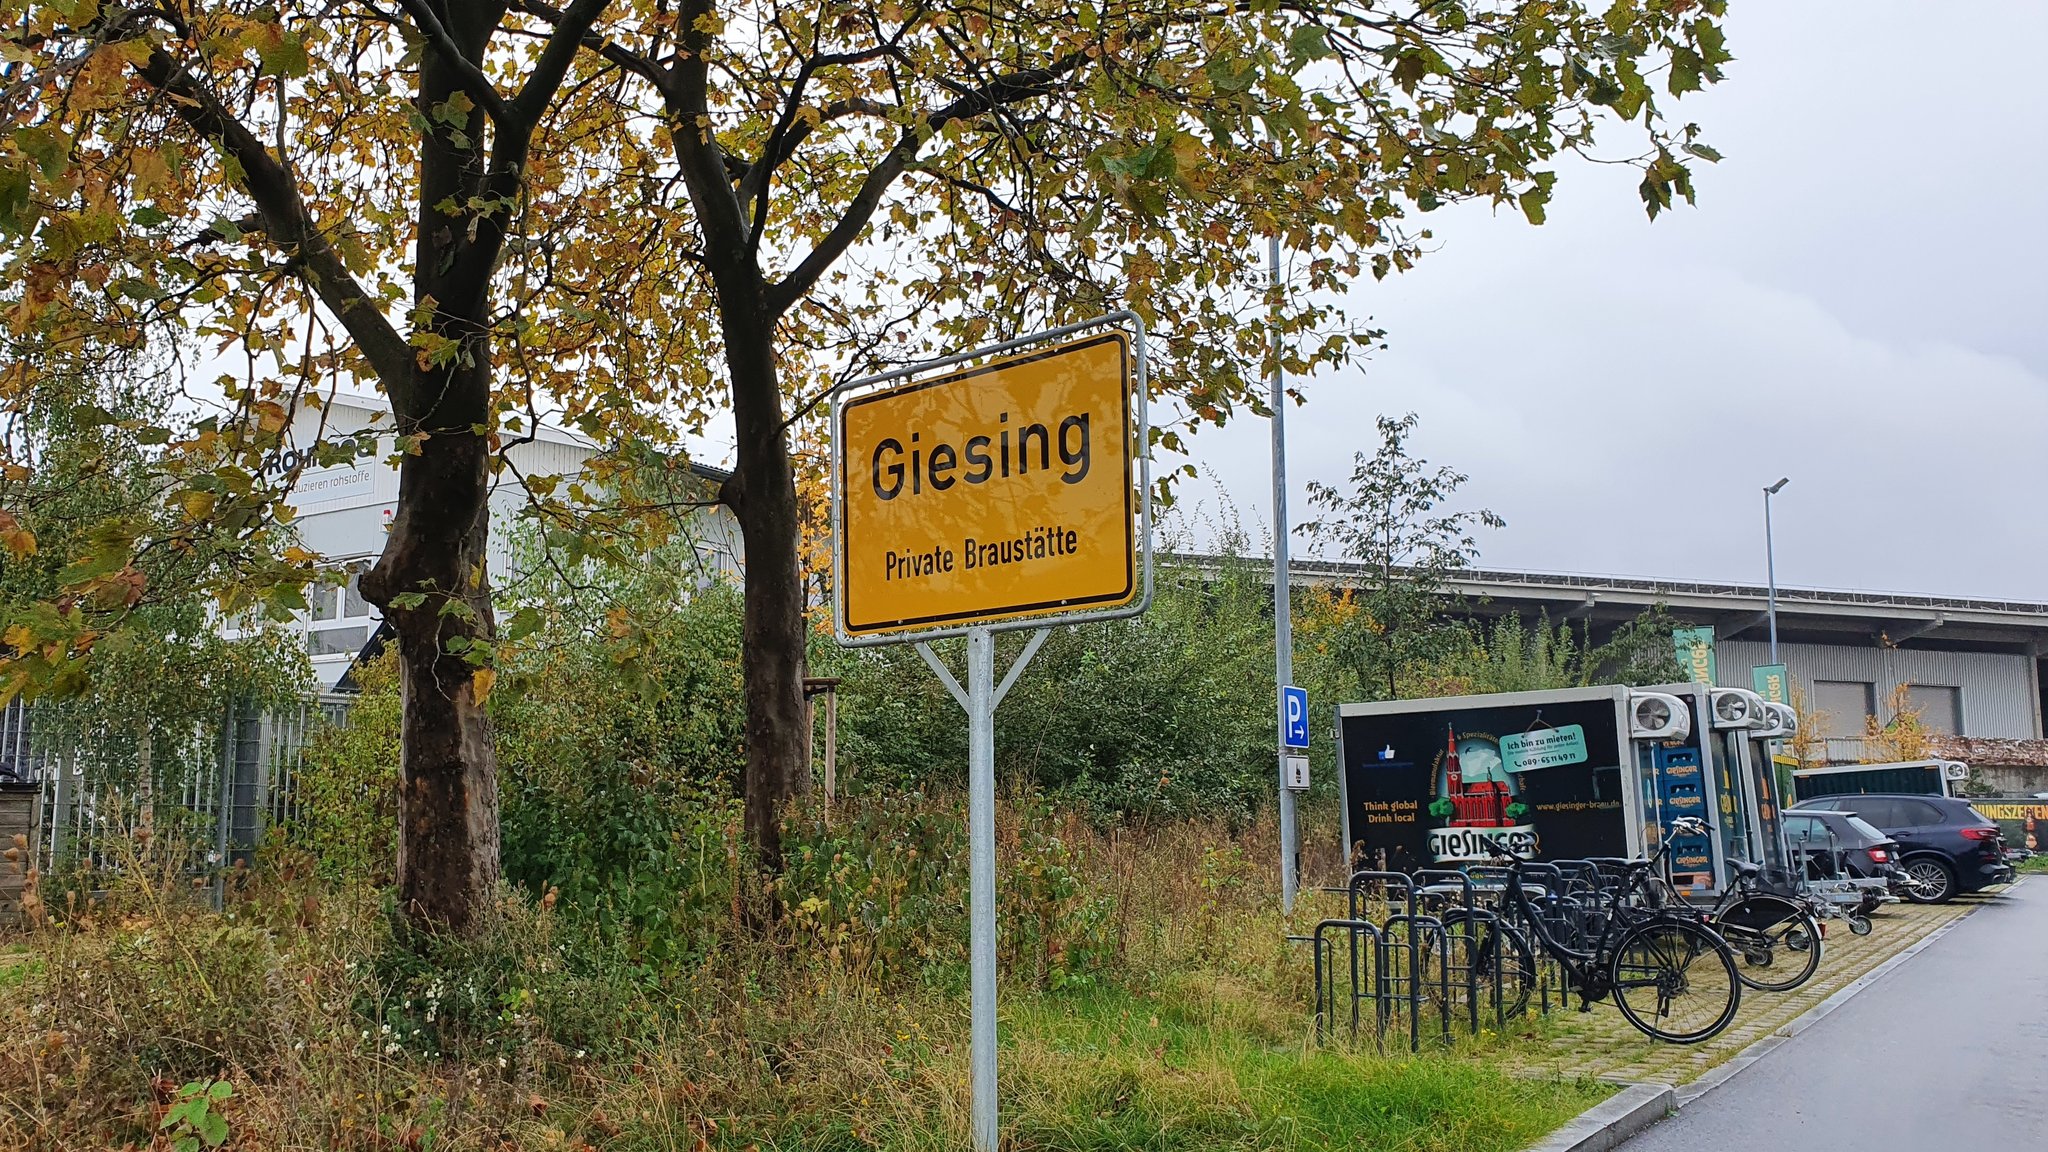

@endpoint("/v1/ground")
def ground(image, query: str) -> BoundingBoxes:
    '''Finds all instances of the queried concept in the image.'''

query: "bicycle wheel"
[1710,895,1823,993]
[1423,912,1538,1020]
[1608,917,1741,1044]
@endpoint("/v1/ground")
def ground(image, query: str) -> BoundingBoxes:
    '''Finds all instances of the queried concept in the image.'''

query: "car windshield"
[1846,816,1887,840]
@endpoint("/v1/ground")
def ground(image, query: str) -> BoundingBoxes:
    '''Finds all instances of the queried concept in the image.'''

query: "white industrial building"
[257,393,743,687]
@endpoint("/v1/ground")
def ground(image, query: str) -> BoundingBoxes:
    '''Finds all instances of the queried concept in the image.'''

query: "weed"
[158,1080,233,1152]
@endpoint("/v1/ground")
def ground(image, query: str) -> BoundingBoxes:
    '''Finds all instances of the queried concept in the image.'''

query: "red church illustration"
[1443,725,1510,828]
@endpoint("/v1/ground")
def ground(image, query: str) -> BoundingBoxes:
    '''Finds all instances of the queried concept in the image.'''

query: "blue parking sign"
[1283,685,1310,749]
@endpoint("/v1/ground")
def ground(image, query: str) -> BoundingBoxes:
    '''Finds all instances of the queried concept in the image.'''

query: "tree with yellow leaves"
[1,0,1730,931]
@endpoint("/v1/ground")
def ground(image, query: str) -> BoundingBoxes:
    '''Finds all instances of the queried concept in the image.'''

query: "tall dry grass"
[0,800,1584,1151]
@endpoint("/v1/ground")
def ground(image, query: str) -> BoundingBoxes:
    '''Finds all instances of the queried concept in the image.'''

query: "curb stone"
[1527,879,2018,1149]
[1521,1081,1673,1152]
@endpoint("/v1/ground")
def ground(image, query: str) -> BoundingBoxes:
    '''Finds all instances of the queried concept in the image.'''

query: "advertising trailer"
[1729,693,1799,883]
[1337,686,1692,876]
[1630,682,1721,897]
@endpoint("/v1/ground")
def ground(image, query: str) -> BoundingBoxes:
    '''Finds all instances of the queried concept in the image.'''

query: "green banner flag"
[1753,663,1789,705]
[1673,627,1716,684]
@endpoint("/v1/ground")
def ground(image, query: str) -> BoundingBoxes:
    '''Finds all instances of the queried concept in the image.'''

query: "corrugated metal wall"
[1712,638,2038,740]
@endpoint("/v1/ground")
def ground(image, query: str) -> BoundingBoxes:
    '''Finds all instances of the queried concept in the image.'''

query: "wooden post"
[802,677,844,808]
[824,688,838,804]
[0,782,35,924]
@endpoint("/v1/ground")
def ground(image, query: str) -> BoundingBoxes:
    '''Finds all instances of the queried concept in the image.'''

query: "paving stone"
[1504,899,1974,1085]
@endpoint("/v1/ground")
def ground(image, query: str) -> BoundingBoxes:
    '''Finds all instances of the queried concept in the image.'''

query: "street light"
[1269,232,1299,915]
[1764,477,1790,662]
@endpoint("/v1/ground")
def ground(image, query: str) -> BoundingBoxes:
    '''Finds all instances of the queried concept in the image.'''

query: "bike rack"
[1308,865,1604,1052]
[1346,870,1419,923]
[1308,918,1385,1049]
[1381,914,1452,1050]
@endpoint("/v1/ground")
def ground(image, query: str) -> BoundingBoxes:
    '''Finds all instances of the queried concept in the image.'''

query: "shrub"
[289,651,400,887]
[826,553,1294,825]
[776,792,967,979]
[492,579,749,965]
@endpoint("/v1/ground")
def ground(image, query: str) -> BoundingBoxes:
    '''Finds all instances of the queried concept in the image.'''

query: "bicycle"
[1700,860,1824,993]
[1480,834,1743,1044]
[1410,870,1538,1021]
[1630,817,1825,994]
[1410,870,1540,1024]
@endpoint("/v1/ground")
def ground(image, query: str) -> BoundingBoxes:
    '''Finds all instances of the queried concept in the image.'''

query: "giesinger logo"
[1429,824,1539,863]
[1426,725,1535,862]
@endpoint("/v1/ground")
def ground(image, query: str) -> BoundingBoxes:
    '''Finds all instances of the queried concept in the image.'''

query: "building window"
[307,625,369,658]
[343,564,370,617]
[1905,684,1963,735]
[1814,680,1876,739]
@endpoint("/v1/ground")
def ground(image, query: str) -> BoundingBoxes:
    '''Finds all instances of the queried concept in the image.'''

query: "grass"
[686,977,1608,1152]
[0,809,1608,1151]
[0,951,30,994]
[994,983,1607,1152]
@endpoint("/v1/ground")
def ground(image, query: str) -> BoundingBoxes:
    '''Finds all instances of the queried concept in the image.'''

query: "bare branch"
[506,0,614,129]
[766,49,1090,314]
[130,43,413,389]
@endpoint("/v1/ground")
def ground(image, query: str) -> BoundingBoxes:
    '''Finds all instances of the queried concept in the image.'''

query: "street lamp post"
[1270,233,1299,915]
[1764,477,1789,663]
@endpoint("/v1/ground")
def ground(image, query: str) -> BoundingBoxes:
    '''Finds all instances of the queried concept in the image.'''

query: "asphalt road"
[1620,880,2048,1150]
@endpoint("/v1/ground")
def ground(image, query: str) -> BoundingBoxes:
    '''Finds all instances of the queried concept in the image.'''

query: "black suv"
[1789,793,2013,903]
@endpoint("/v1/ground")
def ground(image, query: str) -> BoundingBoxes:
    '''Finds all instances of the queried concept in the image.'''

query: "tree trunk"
[352,3,509,935]
[362,426,500,933]
[721,308,810,871]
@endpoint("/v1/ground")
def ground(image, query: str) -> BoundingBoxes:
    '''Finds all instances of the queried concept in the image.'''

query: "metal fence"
[13,693,352,876]
[1,698,44,787]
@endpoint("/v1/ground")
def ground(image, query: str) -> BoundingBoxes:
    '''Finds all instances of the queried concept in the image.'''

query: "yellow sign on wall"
[836,332,1136,637]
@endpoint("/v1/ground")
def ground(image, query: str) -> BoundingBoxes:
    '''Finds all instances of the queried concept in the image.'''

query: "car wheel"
[1902,858,1956,904]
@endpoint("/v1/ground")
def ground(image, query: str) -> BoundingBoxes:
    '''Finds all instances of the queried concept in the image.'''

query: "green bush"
[825,553,1297,825]
[289,651,400,886]
[776,792,967,978]
[1001,799,1117,991]
[493,571,750,965]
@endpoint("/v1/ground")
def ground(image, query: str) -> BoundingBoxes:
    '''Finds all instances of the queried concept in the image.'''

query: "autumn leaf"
[471,667,496,705]
[0,511,35,558]
[180,490,218,521]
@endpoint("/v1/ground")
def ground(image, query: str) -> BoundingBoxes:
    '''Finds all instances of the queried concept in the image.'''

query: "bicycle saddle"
[1731,860,1762,878]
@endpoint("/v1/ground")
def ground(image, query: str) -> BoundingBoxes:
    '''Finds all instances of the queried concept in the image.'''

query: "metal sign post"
[832,313,1151,1152]
[1269,233,1299,914]
[916,626,1047,1151]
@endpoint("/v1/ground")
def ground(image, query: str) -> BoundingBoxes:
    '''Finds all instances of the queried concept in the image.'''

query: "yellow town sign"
[835,332,1137,637]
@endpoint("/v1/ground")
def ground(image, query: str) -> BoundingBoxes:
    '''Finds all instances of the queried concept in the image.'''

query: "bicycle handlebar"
[1481,837,1527,863]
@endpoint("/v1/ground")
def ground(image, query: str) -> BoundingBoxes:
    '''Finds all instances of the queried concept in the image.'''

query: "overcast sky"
[1184,1,2048,602]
